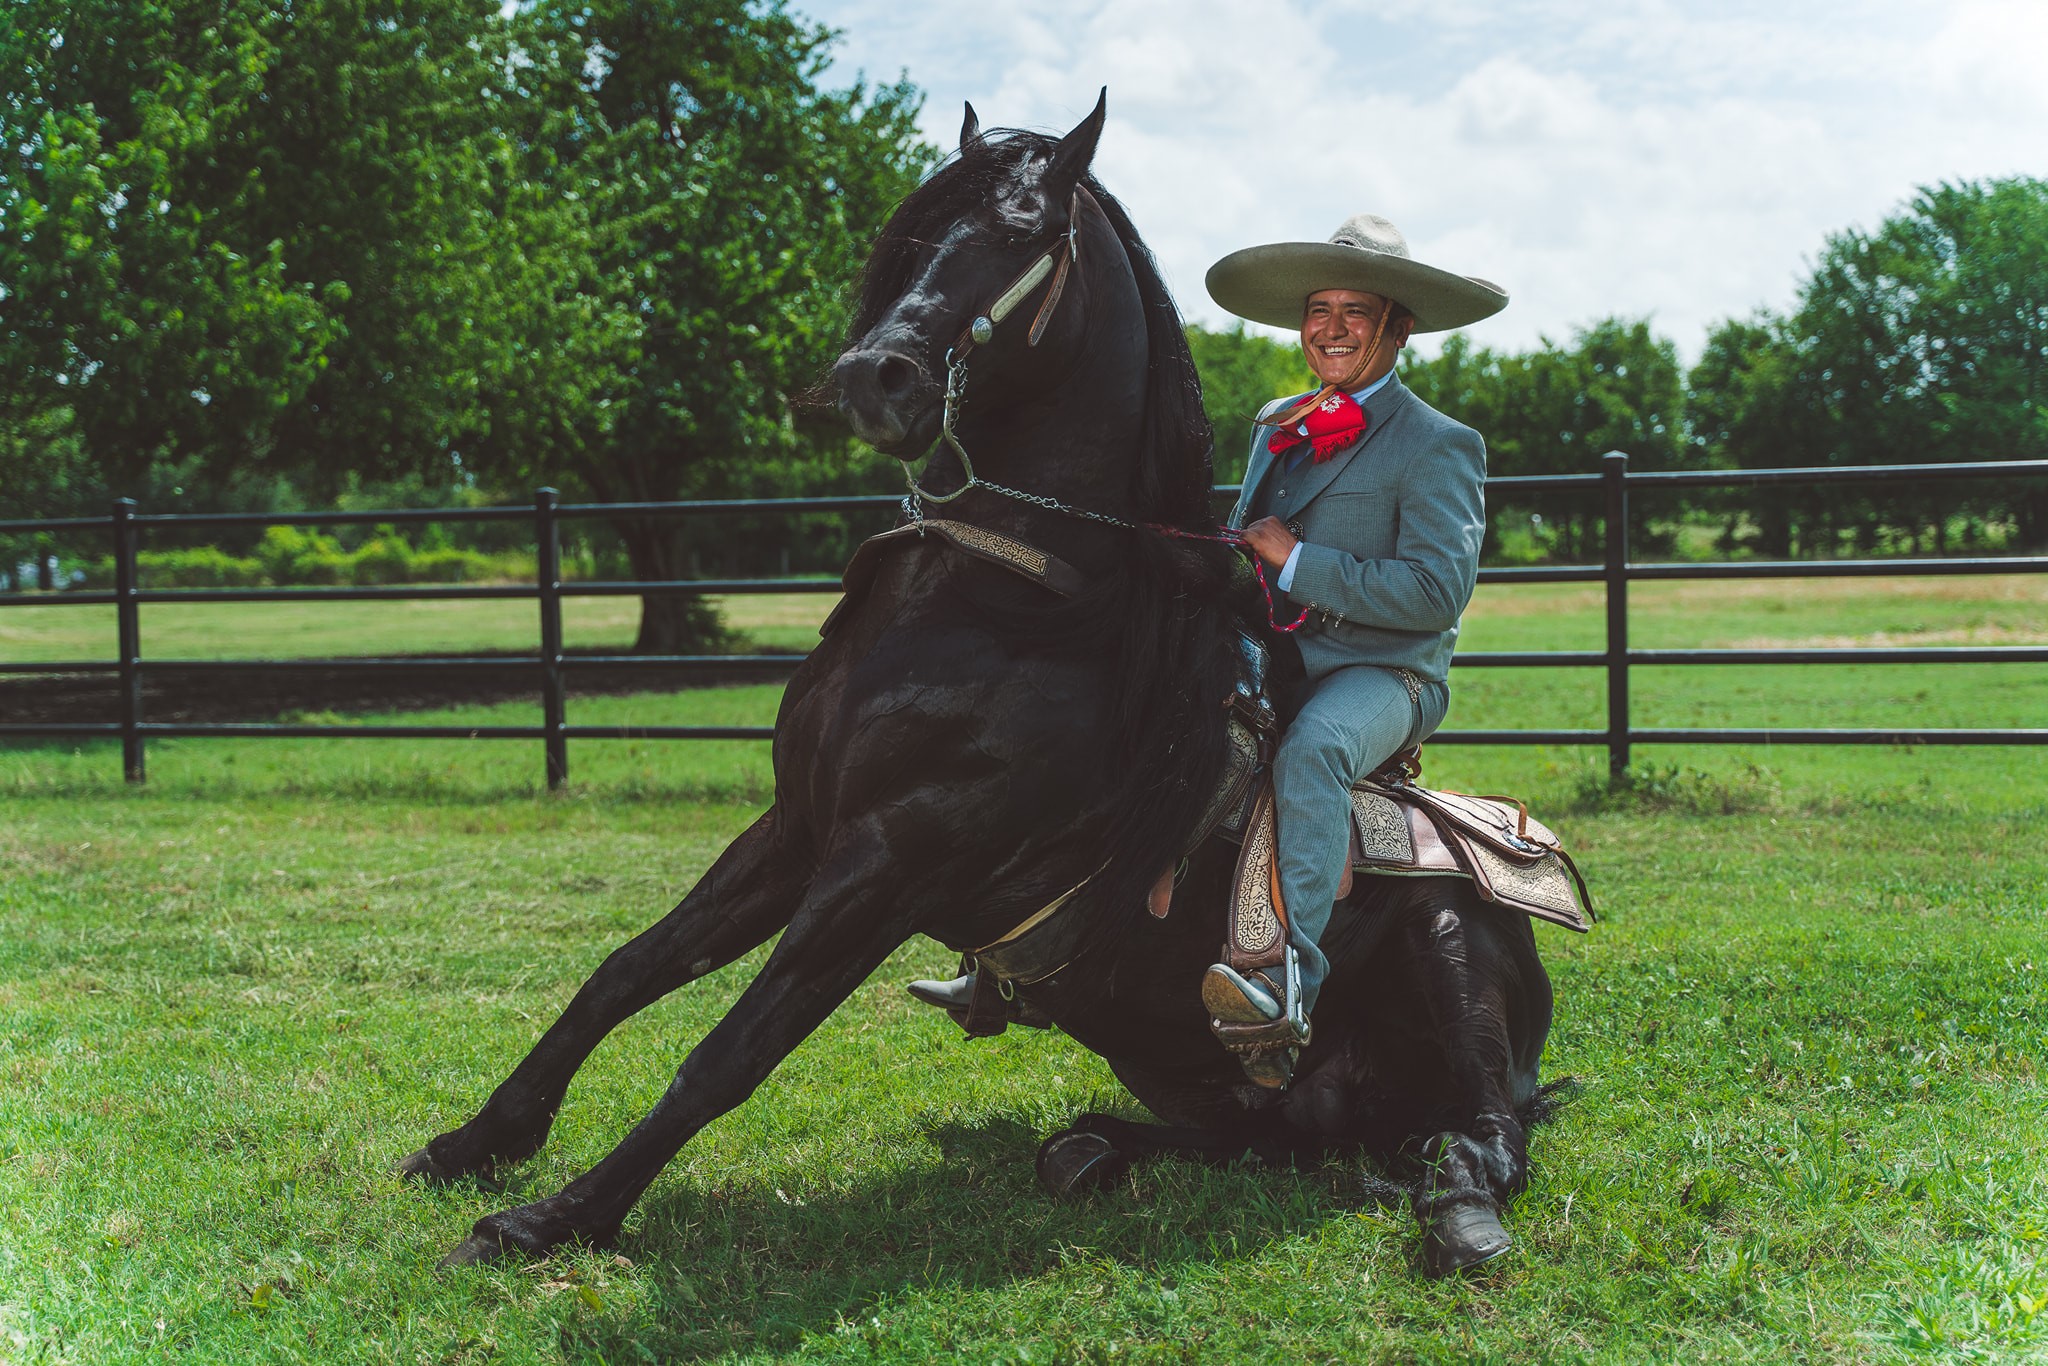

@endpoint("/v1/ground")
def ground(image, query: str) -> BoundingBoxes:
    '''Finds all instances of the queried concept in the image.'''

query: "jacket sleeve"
[1283,425,1487,633]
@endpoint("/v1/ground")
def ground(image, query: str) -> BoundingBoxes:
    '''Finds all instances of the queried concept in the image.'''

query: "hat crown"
[1327,213,1411,260]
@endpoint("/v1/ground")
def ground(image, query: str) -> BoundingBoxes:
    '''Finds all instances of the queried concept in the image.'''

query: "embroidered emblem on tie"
[1266,387,1369,464]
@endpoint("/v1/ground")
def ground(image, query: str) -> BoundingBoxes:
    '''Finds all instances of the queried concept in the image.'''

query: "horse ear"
[1041,87,1106,197]
[960,101,981,150]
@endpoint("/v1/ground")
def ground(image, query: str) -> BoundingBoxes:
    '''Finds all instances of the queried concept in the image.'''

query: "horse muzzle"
[833,345,940,458]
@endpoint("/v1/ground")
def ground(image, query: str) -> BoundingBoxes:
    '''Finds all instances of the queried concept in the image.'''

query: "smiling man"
[1200,214,1508,1087]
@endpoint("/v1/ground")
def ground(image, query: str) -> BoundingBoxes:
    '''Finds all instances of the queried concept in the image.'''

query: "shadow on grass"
[564,1115,1358,1361]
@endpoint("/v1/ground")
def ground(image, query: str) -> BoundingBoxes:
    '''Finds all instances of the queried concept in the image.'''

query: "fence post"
[536,488,569,790]
[1601,452,1630,780]
[112,498,145,783]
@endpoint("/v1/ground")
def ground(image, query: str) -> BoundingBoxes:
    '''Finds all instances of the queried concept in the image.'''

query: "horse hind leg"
[400,806,808,1185]
[1389,888,1548,1276]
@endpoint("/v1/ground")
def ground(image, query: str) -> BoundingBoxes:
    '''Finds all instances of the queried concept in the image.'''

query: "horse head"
[833,91,1120,461]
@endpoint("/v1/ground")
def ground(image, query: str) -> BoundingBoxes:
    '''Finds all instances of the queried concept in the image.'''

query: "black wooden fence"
[3,454,2046,787]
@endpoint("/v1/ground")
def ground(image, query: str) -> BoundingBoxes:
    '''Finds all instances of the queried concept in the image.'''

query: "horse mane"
[848,129,1244,939]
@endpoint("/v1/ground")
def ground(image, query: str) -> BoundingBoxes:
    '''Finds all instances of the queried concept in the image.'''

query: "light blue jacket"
[1228,373,1486,683]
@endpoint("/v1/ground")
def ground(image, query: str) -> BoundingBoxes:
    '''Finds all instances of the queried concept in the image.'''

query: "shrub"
[141,546,266,588]
[410,548,497,582]
[254,526,346,583]
[67,524,532,590]
[348,534,415,585]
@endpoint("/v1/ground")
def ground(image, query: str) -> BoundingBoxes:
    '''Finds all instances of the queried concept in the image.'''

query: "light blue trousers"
[1272,664,1450,1017]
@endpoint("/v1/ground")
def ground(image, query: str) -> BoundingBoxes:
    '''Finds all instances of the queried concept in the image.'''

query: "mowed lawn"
[2,579,2045,1363]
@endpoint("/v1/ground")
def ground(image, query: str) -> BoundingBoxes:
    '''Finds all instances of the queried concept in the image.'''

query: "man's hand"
[1241,516,1298,572]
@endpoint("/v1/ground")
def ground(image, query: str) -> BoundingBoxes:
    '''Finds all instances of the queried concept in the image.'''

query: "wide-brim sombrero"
[1206,213,1507,333]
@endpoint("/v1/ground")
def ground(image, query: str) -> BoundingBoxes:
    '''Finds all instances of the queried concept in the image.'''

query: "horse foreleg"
[437,837,922,1265]
[402,806,807,1185]
[1395,893,1544,1276]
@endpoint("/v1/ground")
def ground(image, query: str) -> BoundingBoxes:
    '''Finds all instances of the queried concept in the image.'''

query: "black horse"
[402,94,1556,1277]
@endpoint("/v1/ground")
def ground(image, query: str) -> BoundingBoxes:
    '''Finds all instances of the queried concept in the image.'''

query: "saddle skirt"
[1212,724,1594,946]
[1212,749,1597,950]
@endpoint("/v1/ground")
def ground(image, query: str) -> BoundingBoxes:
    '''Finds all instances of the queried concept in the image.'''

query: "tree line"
[4,1,2043,648]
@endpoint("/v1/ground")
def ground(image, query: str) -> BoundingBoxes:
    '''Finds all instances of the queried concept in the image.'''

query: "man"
[1199,214,1506,1086]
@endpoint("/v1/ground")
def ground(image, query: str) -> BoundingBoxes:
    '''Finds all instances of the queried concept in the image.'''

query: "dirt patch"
[1,654,803,726]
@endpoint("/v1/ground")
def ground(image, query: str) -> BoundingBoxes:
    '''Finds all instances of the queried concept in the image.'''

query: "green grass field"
[3,582,2045,1362]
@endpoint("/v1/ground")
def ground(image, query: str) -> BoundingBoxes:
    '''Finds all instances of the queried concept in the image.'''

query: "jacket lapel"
[1229,395,1300,530]
[1273,373,1413,520]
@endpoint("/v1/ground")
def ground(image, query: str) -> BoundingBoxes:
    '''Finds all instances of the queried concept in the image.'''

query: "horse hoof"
[437,1234,508,1269]
[1036,1129,1129,1199]
[1422,1201,1513,1278]
[398,1145,455,1184]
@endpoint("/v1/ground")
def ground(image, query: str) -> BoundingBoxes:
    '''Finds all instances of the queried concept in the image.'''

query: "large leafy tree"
[0,0,527,506]
[1,0,330,502]
[470,0,933,652]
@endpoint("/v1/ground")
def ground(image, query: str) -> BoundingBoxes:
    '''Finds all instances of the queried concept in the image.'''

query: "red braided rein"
[1145,523,1311,634]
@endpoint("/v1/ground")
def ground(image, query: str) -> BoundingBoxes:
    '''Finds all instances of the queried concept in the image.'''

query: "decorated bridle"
[902,185,1094,516]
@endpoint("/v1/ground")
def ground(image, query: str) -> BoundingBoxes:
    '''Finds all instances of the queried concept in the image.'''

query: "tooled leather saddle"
[1192,634,1592,1070]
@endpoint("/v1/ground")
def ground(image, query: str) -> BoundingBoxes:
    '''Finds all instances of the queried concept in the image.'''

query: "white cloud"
[811,0,2048,361]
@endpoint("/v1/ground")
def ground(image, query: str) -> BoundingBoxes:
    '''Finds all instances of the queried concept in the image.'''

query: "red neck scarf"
[1267,387,1368,464]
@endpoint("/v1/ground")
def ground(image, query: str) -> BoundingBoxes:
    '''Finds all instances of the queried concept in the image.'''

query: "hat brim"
[1205,242,1507,333]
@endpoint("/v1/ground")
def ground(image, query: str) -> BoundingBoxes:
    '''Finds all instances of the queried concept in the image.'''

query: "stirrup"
[1204,948,1308,1089]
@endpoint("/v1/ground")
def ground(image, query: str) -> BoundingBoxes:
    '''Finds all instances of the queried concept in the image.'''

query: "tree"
[0,0,528,504]
[0,0,337,497]
[465,0,933,652]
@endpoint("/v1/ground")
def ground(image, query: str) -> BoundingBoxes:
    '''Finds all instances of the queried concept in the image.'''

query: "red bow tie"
[1267,388,1368,464]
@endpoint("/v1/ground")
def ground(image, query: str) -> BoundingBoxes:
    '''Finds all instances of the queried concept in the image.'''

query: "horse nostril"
[876,354,916,399]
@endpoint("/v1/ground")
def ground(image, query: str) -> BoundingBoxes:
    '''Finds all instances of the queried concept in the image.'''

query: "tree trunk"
[2018,489,2048,552]
[614,517,728,655]
[1758,503,1792,559]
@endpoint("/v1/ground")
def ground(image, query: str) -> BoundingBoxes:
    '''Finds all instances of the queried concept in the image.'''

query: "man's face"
[1300,289,1402,389]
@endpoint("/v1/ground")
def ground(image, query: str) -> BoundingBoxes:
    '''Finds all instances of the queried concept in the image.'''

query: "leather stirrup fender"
[1223,779,1290,977]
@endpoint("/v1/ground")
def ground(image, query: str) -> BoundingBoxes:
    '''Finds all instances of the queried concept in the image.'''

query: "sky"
[803,0,2048,362]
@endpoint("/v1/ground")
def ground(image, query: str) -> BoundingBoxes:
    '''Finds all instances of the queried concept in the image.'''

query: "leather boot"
[906,972,1051,1031]
[1202,953,1308,1090]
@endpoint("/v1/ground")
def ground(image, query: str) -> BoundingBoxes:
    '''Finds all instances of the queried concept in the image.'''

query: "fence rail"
[5,455,2047,785]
